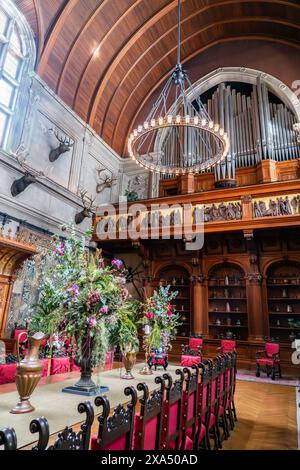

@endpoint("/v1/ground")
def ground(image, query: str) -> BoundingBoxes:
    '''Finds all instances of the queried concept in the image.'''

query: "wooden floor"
[16,378,298,450]
[222,380,298,450]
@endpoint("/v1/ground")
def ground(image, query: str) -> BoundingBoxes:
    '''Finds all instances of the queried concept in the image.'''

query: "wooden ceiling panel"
[16,0,300,156]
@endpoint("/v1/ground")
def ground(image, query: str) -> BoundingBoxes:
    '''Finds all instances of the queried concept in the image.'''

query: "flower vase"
[121,350,136,380]
[62,334,109,396]
[10,331,46,414]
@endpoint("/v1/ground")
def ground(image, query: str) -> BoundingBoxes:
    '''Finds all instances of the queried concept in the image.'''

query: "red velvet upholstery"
[50,357,70,375]
[13,329,28,343]
[180,355,201,367]
[0,363,16,384]
[133,413,158,450]
[168,402,179,437]
[265,342,280,357]
[41,358,50,377]
[256,358,278,365]
[189,338,203,350]
[218,340,236,353]
[91,434,126,450]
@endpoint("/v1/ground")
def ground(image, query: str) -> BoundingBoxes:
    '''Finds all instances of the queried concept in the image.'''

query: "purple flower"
[55,242,65,256]
[87,316,97,327]
[100,306,109,315]
[111,258,123,270]
[67,283,79,297]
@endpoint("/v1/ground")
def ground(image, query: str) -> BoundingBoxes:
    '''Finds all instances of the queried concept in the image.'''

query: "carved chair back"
[30,401,94,450]
[180,366,199,450]
[133,378,165,450]
[92,386,137,450]
[160,370,184,450]
[0,428,17,450]
[195,362,211,445]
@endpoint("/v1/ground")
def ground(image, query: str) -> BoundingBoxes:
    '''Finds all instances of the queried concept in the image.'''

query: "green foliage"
[29,225,135,368]
[110,299,141,353]
[143,285,181,351]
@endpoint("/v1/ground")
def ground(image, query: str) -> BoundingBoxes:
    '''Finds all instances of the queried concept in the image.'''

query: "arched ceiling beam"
[107,17,300,152]
[56,0,108,95]
[37,0,78,77]
[89,0,300,132]
[72,0,143,112]
[119,35,300,156]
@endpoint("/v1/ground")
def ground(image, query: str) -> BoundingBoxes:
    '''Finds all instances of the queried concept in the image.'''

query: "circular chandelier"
[127,1,230,176]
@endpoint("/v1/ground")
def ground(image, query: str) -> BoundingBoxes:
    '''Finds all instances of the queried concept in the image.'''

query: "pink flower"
[166,310,172,316]
[87,291,101,308]
[87,316,97,327]
[67,283,79,297]
[100,306,109,315]
[167,304,173,310]
[120,287,129,300]
[146,312,153,319]
[55,242,65,256]
[111,258,123,270]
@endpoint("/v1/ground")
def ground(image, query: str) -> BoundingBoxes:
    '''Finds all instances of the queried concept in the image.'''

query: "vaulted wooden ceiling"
[15,0,300,156]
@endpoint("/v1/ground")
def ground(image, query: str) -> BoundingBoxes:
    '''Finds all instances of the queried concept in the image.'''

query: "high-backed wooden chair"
[133,378,165,450]
[256,342,281,380]
[181,337,203,367]
[214,354,230,442]
[180,366,199,450]
[195,362,211,450]
[30,401,94,450]
[160,370,185,450]
[91,387,137,450]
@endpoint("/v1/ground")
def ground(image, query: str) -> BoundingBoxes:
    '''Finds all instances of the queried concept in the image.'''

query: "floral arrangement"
[29,226,135,369]
[142,286,181,351]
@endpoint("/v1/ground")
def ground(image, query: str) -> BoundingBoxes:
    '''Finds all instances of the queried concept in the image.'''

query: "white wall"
[0,73,124,236]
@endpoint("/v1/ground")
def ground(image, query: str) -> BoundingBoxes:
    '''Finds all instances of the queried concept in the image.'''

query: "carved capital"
[245,272,262,285]
[241,195,252,203]
[190,274,206,285]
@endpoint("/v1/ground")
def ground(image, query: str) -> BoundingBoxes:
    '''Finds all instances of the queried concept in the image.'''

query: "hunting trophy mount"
[49,129,74,163]
[11,146,45,197]
[96,167,118,194]
[75,190,96,225]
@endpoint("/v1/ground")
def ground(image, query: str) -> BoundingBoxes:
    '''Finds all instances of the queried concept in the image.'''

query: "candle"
[144,324,150,335]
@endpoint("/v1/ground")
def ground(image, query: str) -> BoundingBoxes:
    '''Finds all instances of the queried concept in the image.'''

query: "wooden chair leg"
[232,399,237,421]
[256,363,260,377]
[227,407,235,430]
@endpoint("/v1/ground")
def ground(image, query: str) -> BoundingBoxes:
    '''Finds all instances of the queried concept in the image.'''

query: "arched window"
[0,0,36,149]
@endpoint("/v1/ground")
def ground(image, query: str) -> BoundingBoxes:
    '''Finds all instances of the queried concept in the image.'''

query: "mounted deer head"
[49,129,74,162]
[75,190,96,225]
[10,148,45,197]
[96,167,118,194]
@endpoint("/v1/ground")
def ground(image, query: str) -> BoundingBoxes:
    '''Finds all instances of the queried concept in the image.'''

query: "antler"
[14,151,45,179]
[54,129,74,146]
[79,190,95,210]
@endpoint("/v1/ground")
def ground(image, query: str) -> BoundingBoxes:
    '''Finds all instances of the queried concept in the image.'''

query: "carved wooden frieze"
[253,195,300,218]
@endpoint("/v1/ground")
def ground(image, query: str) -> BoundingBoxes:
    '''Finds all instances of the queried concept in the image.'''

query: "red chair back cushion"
[168,402,179,437]
[14,329,28,343]
[91,434,127,450]
[221,339,236,352]
[189,338,203,350]
[133,413,158,450]
[265,342,279,357]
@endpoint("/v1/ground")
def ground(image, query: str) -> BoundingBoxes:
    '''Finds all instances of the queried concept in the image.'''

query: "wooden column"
[246,272,264,340]
[192,275,208,337]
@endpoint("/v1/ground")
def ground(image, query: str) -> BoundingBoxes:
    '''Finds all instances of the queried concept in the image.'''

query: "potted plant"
[110,299,141,379]
[29,226,129,395]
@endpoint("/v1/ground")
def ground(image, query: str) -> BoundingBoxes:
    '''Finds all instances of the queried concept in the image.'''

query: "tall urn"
[10,331,46,414]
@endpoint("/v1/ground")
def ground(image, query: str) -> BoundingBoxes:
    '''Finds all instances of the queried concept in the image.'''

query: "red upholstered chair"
[160,370,185,450]
[225,352,237,428]
[91,386,137,450]
[14,329,28,356]
[133,378,165,450]
[148,347,168,371]
[180,366,199,450]
[214,355,230,442]
[204,358,222,450]
[217,339,236,353]
[195,362,211,450]
[256,342,282,380]
[181,337,203,367]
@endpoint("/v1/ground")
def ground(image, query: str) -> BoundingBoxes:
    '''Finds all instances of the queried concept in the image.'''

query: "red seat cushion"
[180,355,201,367]
[256,358,277,365]
[91,434,126,450]
[208,413,215,429]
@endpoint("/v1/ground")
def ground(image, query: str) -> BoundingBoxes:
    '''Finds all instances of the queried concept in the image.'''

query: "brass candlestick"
[139,326,153,375]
